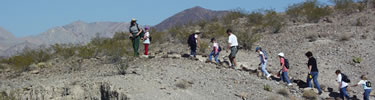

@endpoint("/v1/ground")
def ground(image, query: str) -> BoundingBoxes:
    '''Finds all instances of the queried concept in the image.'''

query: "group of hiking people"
[128,18,371,100]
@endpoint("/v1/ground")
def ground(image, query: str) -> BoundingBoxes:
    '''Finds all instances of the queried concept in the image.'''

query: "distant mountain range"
[0,6,228,57]
[154,6,228,31]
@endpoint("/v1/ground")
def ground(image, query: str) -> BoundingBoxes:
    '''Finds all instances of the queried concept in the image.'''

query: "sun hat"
[194,30,201,34]
[131,18,137,22]
[278,52,284,57]
[145,26,149,30]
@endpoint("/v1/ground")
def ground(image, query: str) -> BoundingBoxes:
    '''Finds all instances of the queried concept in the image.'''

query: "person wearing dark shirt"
[305,51,322,95]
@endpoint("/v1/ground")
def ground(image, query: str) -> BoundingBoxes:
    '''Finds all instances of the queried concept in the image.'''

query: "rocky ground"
[1,8,375,100]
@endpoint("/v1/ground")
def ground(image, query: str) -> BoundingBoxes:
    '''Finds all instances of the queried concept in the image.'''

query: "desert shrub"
[277,88,290,97]
[222,8,247,25]
[355,18,363,26]
[246,11,264,27]
[264,84,272,92]
[150,28,168,44]
[262,10,284,33]
[115,58,129,75]
[90,37,132,57]
[303,89,318,100]
[353,57,362,63]
[237,31,262,50]
[51,44,76,59]
[0,48,51,71]
[199,41,209,54]
[113,32,129,40]
[0,91,15,100]
[287,0,332,23]
[202,23,226,38]
[77,45,97,59]
[331,0,366,12]
[169,26,190,43]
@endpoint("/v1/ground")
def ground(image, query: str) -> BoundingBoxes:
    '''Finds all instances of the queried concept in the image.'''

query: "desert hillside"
[1,0,375,100]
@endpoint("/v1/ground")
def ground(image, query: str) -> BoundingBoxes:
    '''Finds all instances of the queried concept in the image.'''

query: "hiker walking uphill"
[129,18,144,57]
[278,53,292,86]
[187,30,200,58]
[226,29,238,68]
[335,70,350,100]
[256,47,270,79]
[305,51,323,95]
[208,38,221,63]
[351,75,372,100]
[143,26,151,57]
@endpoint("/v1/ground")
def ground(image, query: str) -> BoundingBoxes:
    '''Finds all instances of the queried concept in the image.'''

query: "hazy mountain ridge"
[0,21,130,57]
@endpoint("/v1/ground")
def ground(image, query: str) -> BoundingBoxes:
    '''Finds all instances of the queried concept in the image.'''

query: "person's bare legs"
[233,58,237,66]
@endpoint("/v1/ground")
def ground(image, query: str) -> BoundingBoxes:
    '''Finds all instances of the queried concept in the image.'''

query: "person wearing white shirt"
[226,29,238,68]
[335,70,350,100]
[143,27,151,57]
[351,75,372,100]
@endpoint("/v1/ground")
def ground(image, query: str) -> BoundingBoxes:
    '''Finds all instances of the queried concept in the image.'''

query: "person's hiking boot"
[318,91,323,95]
[275,82,280,84]
[287,83,293,86]
[266,74,272,80]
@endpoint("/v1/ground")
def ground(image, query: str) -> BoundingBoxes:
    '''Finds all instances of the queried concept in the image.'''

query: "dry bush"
[175,80,193,89]
[303,89,318,100]
[331,0,366,13]
[262,10,284,33]
[287,0,332,23]
[222,8,247,25]
[277,88,290,97]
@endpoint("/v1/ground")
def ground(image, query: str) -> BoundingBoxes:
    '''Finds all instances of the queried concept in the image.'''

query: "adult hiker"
[335,70,350,100]
[277,53,292,86]
[351,75,372,100]
[187,30,200,58]
[129,18,143,57]
[208,38,220,63]
[226,29,238,68]
[305,51,323,95]
[256,47,270,79]
[143,26,151,57]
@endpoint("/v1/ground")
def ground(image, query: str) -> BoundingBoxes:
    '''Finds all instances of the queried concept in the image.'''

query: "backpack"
[136,24,145,38]
[262,49,268,59]
[366,81,372,87]
[187,34,196,46]
[218,46,222,52]
[341,74,351,83]
[284,58,290,69]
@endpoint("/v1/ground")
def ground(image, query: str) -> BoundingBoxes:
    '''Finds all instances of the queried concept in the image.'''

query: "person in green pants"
[129,18,143,57]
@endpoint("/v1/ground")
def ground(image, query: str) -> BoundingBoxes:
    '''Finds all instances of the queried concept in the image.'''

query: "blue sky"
[0,0,330,37]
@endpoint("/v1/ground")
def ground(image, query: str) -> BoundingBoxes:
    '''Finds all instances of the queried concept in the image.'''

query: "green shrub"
[149,28,168,44]
[222,8,247,25]
[202,23,226,38]
[0,49,51,71]
[0,91,15,100]
[262,10,284,33]
[237,31,262,50]
[199,41,209,54]
[246,11,264,27]
[264,84,272,92]
[169,26,190,43]
[331,0,366,12]
[353,57,362,63]
[287,0,332,23]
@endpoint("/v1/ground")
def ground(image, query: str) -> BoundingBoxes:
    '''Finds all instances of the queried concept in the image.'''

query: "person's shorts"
[229,46,238,58]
